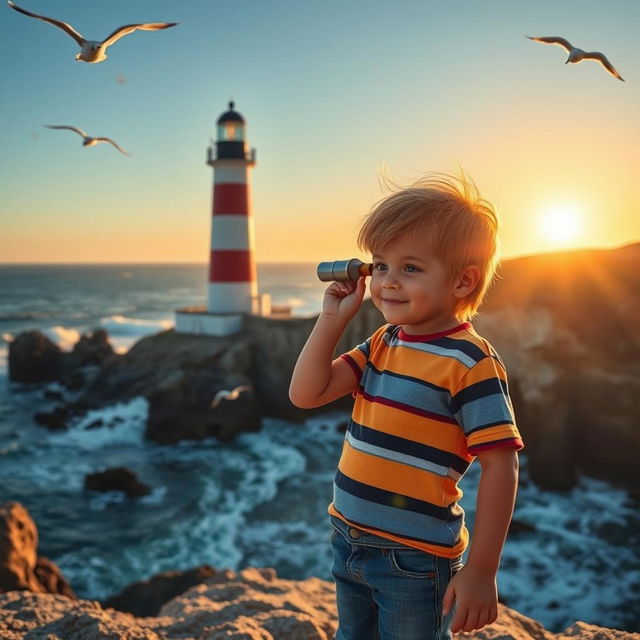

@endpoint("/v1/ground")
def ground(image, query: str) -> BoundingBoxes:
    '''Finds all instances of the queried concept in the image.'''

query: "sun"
[537,204,585,247]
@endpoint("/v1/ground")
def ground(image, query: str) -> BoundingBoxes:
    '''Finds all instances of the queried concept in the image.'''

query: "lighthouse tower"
[175,102,266,336]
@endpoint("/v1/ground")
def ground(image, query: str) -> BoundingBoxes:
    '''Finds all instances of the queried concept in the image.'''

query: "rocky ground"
[1,569,638,640]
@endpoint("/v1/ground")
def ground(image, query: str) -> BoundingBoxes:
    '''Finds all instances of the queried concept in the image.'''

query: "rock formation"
[0,502,74,599]
[84,467,151,498]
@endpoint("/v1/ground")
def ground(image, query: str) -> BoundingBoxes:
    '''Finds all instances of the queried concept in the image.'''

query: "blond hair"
[357,171,499,320]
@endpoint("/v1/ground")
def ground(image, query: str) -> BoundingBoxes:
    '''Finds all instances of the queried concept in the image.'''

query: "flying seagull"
[211,385,253,409]
[8,1,177,63]
[526,36,624,82]
[44,125,129,155]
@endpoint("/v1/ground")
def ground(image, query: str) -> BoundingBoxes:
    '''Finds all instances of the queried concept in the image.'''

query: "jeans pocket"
[389,547,437,579]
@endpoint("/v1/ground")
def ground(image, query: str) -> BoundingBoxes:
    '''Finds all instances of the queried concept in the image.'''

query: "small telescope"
[317,258,373,282]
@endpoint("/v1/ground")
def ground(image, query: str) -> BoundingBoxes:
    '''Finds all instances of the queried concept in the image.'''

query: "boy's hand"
[442,563,498,633]
[322,276,366,322]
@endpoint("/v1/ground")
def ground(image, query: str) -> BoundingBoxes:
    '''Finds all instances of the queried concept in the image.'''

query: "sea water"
[0,263,638,632]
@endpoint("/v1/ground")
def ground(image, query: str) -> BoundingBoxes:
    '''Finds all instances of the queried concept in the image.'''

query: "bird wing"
[44,124,87,138]
[585,51,625,81]
[101,22,178,48]
[96,137,129,155]
[526,36,573,53]
[8,1,85,45]
[210,389,229,408]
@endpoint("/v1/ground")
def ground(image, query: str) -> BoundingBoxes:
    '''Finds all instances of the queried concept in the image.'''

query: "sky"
[1,0,639,264]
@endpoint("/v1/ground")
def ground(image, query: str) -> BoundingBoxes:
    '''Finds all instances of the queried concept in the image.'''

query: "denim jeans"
[330,515,463,640]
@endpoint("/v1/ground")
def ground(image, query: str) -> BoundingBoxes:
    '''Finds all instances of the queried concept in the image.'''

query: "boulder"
[0,502,74,598]
[8,331,65,383]
[84,467,151,498]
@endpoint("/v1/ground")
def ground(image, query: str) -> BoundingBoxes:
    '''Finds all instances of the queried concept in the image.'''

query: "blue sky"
[1,0,639,262]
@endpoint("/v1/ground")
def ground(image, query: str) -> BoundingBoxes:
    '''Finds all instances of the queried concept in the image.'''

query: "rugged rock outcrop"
[0,502,74,599]
[0,570,637,640]
[9,328,114,385]
[84,467,151,498]
[475,244,640,490]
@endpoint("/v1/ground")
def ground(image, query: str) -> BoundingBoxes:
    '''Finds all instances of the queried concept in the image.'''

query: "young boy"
[289,172,523,640]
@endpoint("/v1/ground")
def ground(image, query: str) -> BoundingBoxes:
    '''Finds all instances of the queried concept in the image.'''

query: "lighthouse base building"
[175,102,273,337]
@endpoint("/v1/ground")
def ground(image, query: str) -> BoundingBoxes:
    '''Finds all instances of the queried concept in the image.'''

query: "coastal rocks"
[84,467,151,498]
[0,502,75,598]
[1,571,637,640]
[8,331,65,383]
[103,565,217,617]
[8,329,115,385]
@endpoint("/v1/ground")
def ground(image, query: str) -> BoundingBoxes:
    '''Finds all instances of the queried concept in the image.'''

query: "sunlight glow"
[537,205,585,247]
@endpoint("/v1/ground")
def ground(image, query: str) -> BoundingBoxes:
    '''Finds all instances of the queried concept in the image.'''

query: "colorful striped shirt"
[328,321,523,558]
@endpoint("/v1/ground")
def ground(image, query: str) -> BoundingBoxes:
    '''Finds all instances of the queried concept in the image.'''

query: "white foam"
[48,397,148,451]
[100,314,173,336]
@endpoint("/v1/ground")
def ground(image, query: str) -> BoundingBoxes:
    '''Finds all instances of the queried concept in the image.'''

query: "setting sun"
[537,205,585,248]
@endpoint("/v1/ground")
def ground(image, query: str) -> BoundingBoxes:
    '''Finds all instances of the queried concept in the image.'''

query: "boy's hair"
[357,171,499,320]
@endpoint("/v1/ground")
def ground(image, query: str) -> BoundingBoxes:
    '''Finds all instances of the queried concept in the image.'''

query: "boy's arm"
[289,277,366,409]
[442,447,519,633]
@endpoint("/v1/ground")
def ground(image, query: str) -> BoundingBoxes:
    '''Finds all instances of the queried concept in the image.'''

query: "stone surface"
[103,565,217,617]
[1,570,637,640]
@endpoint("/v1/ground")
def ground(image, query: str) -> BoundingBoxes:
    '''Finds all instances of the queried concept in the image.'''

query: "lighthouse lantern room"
[175,102,267,337]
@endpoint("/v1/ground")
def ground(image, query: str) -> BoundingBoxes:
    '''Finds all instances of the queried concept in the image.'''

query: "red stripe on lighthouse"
[209,250,255,282]
[213,183,249,215]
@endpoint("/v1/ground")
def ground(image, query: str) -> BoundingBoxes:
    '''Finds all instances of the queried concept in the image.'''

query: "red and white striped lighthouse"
[175,102,264,336]
[207,101,257,314]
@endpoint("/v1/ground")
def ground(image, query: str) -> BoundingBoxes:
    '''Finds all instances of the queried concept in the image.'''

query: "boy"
[289,172,523,640]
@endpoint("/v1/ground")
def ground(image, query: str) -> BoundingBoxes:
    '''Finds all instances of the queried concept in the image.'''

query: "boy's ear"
[452,265,480,299]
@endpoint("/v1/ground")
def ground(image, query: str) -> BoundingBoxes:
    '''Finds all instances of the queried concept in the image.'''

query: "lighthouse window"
[217,123,244,141]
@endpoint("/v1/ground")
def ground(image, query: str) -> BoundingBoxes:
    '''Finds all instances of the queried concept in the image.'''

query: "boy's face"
[370,233,462,335]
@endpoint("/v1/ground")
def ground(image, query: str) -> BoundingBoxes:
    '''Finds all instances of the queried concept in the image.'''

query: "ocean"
[0,263,638,633]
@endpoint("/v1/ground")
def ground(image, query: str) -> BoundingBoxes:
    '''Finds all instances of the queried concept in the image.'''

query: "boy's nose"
[381,272,400,288]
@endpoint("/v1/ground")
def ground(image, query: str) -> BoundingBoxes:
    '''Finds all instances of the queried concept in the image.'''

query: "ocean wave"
[48,397,148,451]
[100,314,173,337]
[43,326,81,351]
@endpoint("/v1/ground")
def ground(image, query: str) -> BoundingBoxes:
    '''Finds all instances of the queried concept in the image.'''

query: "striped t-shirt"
[328,321,523,558]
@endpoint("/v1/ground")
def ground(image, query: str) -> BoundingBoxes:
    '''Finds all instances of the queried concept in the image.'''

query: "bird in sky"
[211,385,253,409]
[44,125,129,155]
[526,36,624,82]
[8,1,177,63]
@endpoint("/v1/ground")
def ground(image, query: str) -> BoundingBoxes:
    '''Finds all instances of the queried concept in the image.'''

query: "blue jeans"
[330,516,463,640]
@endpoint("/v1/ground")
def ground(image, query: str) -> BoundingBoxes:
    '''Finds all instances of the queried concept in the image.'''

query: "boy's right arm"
[289,277,366,409]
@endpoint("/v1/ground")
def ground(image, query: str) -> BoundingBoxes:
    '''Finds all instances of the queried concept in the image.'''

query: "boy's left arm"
[442,446,519,633]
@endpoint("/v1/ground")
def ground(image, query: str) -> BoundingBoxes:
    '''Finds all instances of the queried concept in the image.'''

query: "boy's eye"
[373,262,387,272]
[404,264,421,273]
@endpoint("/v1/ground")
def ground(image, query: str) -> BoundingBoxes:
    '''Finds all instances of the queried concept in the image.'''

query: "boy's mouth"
[380,297,406,304]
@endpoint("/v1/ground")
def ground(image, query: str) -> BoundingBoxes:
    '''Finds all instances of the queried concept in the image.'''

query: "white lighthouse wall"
[207,282,257,314]
[213,163,250,184]
[210,215,254,250]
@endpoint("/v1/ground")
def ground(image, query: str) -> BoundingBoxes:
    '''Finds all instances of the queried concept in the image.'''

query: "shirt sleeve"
[450,355,524,456]
[338,325,387,383]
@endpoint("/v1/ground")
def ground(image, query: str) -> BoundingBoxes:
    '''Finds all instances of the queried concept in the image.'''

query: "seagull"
[526,36,624,82]
[44,125,129,155]
[8,1,177,64]
[211,385,253,409]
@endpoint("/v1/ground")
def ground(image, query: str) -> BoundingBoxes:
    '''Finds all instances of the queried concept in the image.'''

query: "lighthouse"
[175,102,267,336]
